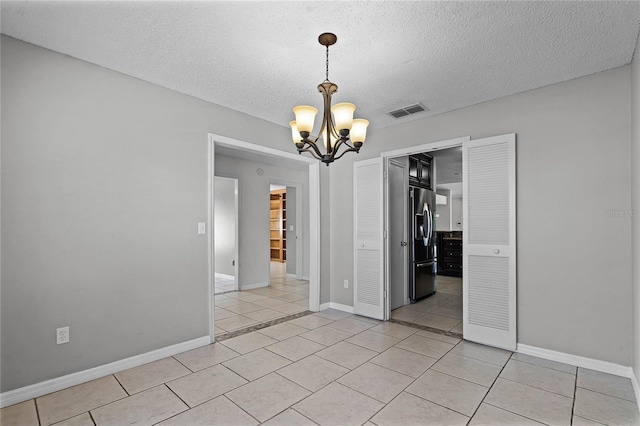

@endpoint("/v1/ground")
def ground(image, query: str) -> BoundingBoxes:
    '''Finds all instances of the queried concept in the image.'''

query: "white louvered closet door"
[463,134,517,350]
[353,157,385,319]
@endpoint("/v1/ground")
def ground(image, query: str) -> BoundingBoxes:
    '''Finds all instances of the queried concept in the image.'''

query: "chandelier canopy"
[290,33,369,165]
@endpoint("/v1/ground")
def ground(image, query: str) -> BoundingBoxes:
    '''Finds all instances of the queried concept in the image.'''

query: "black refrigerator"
[409,186,437,302]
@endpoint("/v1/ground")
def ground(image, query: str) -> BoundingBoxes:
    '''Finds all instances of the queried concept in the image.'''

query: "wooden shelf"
[269,189,287,263]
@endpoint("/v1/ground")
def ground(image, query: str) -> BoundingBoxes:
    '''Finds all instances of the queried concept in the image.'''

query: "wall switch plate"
[344,279,349,289]
[57,326,69,345]
[289,225,294,231]
[197,222,206,235]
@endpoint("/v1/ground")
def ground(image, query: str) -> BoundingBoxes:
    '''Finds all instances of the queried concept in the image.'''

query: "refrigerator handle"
[423,203,431,247]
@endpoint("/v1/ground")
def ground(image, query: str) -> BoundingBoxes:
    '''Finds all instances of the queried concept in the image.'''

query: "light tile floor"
[391,275,464,334]
[215,262,309,336]
[4,269,639,425]
[3,310,638,426]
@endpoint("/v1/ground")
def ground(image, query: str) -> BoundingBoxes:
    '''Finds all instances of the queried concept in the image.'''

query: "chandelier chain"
[325,45,330,82]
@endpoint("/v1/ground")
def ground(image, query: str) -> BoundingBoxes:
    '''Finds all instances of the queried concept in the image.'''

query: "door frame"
[268,180,304,282]
[208,133,320,342]
[213,176,240,291]
[380,136,470,320]
[386,158,410,311]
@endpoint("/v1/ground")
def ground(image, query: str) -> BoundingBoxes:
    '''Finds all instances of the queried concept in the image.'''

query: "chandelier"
[290,33,369,165]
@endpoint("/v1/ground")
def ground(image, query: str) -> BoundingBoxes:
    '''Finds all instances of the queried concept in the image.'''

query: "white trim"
[213,134,316,165]
[240,282,269,291]
[233,178,240,291]
[208,133,321,331]
[319,302,354,313]
[0,336,210,409]
[328,302,355,313]
[380,136,471,159]
[308,162,320,312]
[517,344,635,379]
[631,372,640,414]
[214,273,235,281]
[208,137,216,341]
[379,136,471,321]
[286,273,297,278]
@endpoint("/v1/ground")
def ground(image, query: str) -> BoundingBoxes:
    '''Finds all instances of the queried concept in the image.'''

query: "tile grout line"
[87,410,97,426]
[290,407,320,425]
[33,398,42,426]
[111,373,131,397]
[571,368,579,425]
[462,347,512,421]
[221,394,262,425]
[575,383,639,404]
[171,355,196,374]
[161,383,195,422]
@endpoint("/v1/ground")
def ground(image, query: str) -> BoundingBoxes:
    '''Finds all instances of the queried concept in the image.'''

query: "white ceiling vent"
[386,103,429,119]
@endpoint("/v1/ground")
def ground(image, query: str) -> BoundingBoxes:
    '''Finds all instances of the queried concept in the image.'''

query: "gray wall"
[214,155,309,289]
[285,186,297,276]
[631,36,640,387]
[435,189,451,232]
[214,177,236,276]
[0,36,320,392]
[329,66,633,366]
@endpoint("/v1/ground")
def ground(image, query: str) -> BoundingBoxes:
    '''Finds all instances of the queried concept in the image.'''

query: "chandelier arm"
[297,146,322,161]
[329,137,348,155]
[331,146,360,161]
[302,140,325,159]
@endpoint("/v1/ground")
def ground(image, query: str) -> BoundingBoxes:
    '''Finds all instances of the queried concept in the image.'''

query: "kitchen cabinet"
[437,231,462,277]
[409,154,433,189]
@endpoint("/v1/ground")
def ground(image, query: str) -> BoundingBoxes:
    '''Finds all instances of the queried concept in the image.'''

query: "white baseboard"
[240,282,268,291]
[286,273,297,279]
[516,344,635,379]
[214,272,235,281]
[302,276,309,281]
[517,343,640,409]
[0,336,210,409]
[320,302,354,314]
[631,370,640,415]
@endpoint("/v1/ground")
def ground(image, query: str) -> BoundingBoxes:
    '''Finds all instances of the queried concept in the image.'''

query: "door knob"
[493,249,500,254]
[400,241,407,246]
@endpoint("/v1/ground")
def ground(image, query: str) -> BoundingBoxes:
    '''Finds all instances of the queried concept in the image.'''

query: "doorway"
[269,185,287,283]
[371,134,517,351]
[386,146,464,334]
[208,133,321,342]
[214,176,239,294]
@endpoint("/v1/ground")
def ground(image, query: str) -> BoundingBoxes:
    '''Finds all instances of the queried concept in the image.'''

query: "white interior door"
[354,157,385,319]
[463,133,517,350]
[387,158,408,312]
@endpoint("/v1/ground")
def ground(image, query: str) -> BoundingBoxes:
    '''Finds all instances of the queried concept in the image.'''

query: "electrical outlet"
[344,279,349,289]
[57,326,69,345]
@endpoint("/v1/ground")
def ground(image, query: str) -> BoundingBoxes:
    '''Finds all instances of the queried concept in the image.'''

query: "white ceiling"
[2,1,639,132]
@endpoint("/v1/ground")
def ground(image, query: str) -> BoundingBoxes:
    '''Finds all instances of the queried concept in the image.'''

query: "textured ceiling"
[2,1,639,132]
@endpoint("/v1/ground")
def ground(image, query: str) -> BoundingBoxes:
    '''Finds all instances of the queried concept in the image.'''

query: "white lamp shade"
[331,102,356,131]
[321,130,337,149]
[289,121,301,144]
[350,119,369,143]
[292,105,318,134]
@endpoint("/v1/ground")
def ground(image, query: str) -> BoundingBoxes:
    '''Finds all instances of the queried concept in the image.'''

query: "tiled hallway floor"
[214,262,309,336]
[391,275,464,334]
[4,309,638,425]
